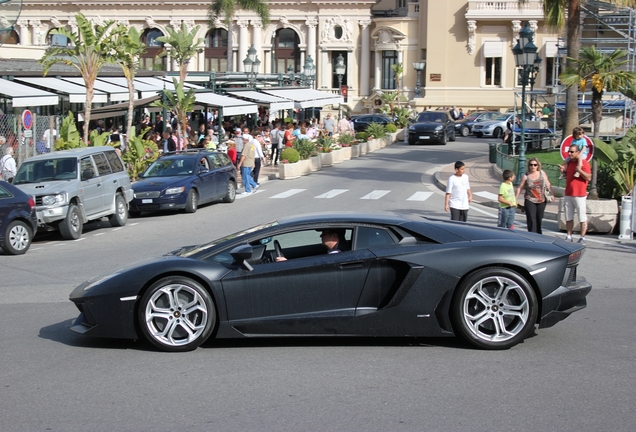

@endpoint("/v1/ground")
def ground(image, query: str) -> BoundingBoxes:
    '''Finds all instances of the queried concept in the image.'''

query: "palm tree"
[519,0,636,140]
[40,13,117,144]
[208,0,269,68]
[151,78,197,144]
[560,46,636,198]
[155,23,205,83]
[111,25,146,148]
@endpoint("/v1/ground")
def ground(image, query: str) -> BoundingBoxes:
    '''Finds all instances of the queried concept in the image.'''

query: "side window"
[207,154,221,169]
[217,153,231,167]
[355,226,396,249]
[0,185,11,198]
[105,151,124,172]
[92,153,112,176]
[80,157,94,177]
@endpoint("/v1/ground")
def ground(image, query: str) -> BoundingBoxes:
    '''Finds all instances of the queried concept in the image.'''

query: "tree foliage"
[151,78,197,141]
[593,130,636,198]
[155,23,204,83]
[208,0,270,27]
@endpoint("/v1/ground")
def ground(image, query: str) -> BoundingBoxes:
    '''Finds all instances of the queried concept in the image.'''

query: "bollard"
[618,195,633,240]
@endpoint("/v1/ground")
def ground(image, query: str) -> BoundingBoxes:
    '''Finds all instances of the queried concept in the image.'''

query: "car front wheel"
[108,193,128,227]
[58,204,83,240]
[185,189,198,213]
[460,126,470,137]
[451,267,538,350]
[223,181,236,203]
[139,276,217,352]
[493,127,503,139]
[2,220,32,255]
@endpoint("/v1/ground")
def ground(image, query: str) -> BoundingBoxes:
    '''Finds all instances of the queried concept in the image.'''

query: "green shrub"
[337,133,355,146]
[385,124,397,133]
[292,138,316,160]
[280,147,300,164]
[355,132,368,141]
[365,122,387,139]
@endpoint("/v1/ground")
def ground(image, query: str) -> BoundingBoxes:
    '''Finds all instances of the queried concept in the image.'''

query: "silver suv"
[13,147,133,239]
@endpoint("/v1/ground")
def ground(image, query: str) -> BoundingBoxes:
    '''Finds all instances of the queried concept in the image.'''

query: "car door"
[195,156,217,202]
[220,229,375,335]
[79,156,103,216]
[91,152,115,212]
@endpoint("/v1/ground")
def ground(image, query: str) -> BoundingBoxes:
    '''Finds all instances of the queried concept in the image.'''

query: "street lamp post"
[512,22,540,186]
[242,44,261,88]
[412,60,426,98]
[303,55,317,118]
[334,54,346,120]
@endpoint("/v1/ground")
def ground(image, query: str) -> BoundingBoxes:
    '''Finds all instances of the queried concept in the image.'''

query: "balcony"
[465,0,545,20]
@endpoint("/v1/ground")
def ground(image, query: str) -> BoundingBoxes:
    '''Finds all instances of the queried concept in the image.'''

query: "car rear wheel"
[59,204,83,240]
[108,193,128,227]
[223,181,236,203]
[139,276,216,352]
[493,127,503,139]
[185,189,198,213]
[2,220,32,255]
[449,130,456,142]
[460,126,470,137]
[451,267,538,350]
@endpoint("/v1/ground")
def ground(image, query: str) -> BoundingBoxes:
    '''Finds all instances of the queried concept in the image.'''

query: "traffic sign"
[560,134,594,161]
[22,110,33,130]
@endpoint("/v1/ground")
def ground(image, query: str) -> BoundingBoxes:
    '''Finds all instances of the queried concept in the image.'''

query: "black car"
[130,150,237,216]
[454,111,500,137]
[0,180,38,255]
[351,114,392,132]
[69,212,591,352]
[408,111,456,145]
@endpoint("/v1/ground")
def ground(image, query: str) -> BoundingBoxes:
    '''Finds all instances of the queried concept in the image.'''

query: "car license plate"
[419,136,430,139]
[142,199,153,204]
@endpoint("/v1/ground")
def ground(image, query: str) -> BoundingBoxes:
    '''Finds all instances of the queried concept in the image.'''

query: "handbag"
[542,171,554,202]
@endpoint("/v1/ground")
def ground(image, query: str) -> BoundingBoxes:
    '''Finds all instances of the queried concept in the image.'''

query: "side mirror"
[199,167,209,174]
[230,244,254,271]
[81,168,94,181]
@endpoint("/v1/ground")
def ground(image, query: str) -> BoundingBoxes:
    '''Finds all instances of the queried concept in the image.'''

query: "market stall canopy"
[226,90,295,112]
[261,88,344,109]
[14,77,108,104]
[0,78,59,107]
[97,77,161,98]
[194,93,258,116]
[81,95,161,121]
[61,77,131,102]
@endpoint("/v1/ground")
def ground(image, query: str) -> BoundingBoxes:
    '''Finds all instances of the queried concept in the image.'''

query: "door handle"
[340,261,364,270]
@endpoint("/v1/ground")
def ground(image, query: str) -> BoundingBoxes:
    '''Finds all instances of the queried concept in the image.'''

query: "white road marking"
[473,191,499,200]
[360,190,391,200]
[315,189,348,199]
[407,192,433,201]
[270,189,306,199]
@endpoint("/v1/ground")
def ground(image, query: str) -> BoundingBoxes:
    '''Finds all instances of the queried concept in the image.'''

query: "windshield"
[494,115,511,122]
[143,158,196,177]
[417,112,446,123]
[13,158,78,184]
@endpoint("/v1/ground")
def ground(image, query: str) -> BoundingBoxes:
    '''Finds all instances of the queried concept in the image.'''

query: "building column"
[359,19,371,96]
[320,50,329,88]
[305,18,317,67]
[237,19,249,72]
[29,20,41,45]
[16,20,30,46]
[251,19,262,72]
[374,50,381,90]
[346,51,353,89]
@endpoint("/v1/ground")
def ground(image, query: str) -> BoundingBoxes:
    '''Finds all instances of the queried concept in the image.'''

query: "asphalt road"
[1,138,635,431]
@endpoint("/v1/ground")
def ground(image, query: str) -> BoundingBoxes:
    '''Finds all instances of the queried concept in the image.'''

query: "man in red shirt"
[559,144,592,244]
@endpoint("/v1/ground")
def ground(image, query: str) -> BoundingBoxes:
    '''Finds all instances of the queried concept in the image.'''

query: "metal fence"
[0,114,61,168]
[494,142,565,188]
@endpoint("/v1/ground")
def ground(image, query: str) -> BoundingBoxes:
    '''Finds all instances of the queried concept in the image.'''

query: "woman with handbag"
[515,158,554,234]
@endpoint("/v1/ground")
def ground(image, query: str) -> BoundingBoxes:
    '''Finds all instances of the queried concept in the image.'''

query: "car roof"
[277,211,413,227]
[21,146,118,162]
[159,150,225,159]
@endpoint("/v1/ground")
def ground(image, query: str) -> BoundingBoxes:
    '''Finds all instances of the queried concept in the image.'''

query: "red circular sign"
[22,110,33,130]
[560,134,594,161]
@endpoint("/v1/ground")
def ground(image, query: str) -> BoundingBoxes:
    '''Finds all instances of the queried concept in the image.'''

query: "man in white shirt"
[1,147,18,182]
[444,160,472,221]
[42,128,57,152]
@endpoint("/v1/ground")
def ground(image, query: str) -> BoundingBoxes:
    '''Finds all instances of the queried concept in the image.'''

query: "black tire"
[138,276,216,352]
[449,130,456,142]
[441,133,448,145]
[493,127,503,139]
[474,132,483,138]
[2,220,32,255]
[451,267,538,350]
[223,181,236,203]
[408,139,416,145]
[108,194,128,227]
[460,126,470,137]
[59,204,83,240]
[185,189,198,213]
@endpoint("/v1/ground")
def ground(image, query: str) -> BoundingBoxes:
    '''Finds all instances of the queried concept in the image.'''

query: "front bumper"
[539,277,592,328]
[36,205,68,226]
[409,130,443,143]
[130,194,187,212]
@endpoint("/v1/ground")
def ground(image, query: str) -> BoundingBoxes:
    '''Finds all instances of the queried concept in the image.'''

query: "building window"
[273,28,299,73]
[546,57,556,86]
[47,31,69,47]
[204,29,228,72]
[2,29,20,44]
[332,51,348,88]
[141,28,165,71]
[485,57,501,86]
[382,50,398,89]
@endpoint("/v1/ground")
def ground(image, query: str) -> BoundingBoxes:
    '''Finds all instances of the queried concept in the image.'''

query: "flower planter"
[310,155,322,171]
[387,133,398,145]
[359,141,369,155]
[340,146,352,160]
[298,159,312,176]
[332,148,344,164]
[320,152,334,167]
[557,198,619,233]
[368,138,381,152]
[351,144,360,158]
[379,137,387,148]
[279,162,302,179]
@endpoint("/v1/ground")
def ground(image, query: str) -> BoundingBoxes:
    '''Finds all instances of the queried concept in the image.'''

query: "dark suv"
[351,114,393,132]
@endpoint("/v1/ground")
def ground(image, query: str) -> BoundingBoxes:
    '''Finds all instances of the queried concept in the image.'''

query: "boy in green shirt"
[498,169,517,229]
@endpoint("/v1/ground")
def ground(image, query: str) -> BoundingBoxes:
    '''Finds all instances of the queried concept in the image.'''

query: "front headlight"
[42,193,67,206]
[408,126,415,131]
[435,125,443,131]
[83,272,120,291]
[165,186,185,195]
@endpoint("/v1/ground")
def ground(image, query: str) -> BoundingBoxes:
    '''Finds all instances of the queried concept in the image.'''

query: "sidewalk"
[433,158,561,220]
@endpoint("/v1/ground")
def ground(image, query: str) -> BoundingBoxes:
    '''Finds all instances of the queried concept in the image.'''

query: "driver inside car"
[275,229,343,262]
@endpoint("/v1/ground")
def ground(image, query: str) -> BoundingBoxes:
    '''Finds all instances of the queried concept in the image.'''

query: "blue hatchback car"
[0,180,38,255]
[130,150,237,216]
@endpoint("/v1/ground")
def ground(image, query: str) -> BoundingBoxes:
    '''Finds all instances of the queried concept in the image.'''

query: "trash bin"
[488,142,497,163]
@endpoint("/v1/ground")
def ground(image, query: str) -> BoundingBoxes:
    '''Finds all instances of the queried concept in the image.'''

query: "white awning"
[62,77,132,102]
[81,95,161,121]
[262,88,344,109]
[151,76,205,90]
[226,90,295,112]
[194,93,258,116]
[97,77,159,98]
[14,77,108,104]
[0,78,59,107]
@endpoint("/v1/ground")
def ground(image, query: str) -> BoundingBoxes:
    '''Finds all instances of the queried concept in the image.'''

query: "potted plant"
[356,132,369,155]
[278,147,302,179]
[365,123,387,151]
[337,133,355,160]
[385,123,398,146]
[293,138,315,175]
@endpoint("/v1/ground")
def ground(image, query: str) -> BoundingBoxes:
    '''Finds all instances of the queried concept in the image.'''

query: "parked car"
[454,111,500,137]
[472,113,517,138]
[12,146,132,240]
[408,111,456,145]
[0,180,38,255]
[350,114,392,132]
[129,150,237,216]
[69,212,592,352]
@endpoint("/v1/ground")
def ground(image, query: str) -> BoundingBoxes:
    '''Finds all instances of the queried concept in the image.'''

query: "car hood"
[132,176,187,192]
[14,180,74,196]
[410,122,445,131]
[476,119,508,127]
